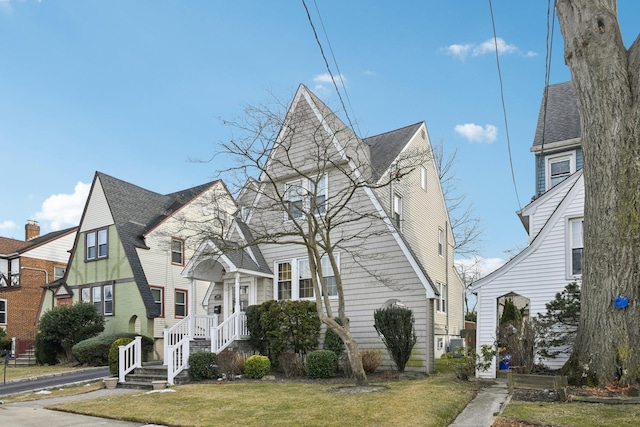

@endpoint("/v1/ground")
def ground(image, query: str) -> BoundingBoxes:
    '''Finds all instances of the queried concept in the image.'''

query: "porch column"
[234,272,241,333]
[190,277,196,337]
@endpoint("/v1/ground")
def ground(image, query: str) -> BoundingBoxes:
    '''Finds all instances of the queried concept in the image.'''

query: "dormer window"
[284,175,328,220]
[546,153,576,191]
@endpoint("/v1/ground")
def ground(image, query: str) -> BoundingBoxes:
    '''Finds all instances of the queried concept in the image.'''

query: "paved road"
[0,366,110,396]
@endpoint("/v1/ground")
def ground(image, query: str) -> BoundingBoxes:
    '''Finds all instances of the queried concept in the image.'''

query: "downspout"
[445,221,450,352]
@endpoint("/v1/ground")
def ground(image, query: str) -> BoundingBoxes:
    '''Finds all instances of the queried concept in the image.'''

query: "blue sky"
[1,1,638,272]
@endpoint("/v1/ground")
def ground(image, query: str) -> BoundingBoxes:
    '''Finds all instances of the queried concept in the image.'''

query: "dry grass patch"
[49,375,477,426]
[1,380,104,403]
[500,401,640,427]
[1,365,85,382]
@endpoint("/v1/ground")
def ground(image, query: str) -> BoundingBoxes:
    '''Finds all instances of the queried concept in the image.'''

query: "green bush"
[37,302,105,363]
[108,338,133,375]
[244,355,271,379]
[35,332,62,365]
[188,352,219,380]
[72,333,154,366]
[322,318,345,360]
[0,327,12,351]
[306,350,337,379]
[246,300,320,364]
[374,306,417,373]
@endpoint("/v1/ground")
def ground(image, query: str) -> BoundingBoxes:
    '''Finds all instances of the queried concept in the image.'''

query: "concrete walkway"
[449,378,511,427]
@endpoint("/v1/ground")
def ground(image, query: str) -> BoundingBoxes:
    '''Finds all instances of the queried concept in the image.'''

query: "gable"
[81,176,116,232]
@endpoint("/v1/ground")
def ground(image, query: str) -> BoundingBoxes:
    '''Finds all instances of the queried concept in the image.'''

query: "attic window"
[546,153,575,191]
[171,238,184,265]
[86,228,108,261]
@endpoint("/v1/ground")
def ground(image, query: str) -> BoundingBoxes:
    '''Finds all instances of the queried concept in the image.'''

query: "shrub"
[108,338,133,375]
[72,333,154,366]
[322,318,345,360]
[246,300,320,365]
[37,302,105,363]
[188,351,218,380]
[374,306,417,373]
[217,349,241,380]
[361,349,382,374]
[306,350,337,379]
[35,332,62,365]
[0,327,11,351]
[278,352,306,377]
[244,355,271,379]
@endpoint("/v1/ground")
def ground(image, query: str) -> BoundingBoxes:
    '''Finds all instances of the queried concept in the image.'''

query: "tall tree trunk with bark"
[556,0,640,386]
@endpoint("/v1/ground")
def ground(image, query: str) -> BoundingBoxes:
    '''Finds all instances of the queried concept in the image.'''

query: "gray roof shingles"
[532,81,581,147]
[365,122,424,182]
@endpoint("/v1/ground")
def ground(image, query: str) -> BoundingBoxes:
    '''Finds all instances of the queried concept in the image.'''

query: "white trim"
[273,253,340,301]
[545,151,576,192]
[567,217,584,280]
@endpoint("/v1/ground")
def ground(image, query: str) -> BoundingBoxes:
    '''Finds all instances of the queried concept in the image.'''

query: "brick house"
[0,221,76,356]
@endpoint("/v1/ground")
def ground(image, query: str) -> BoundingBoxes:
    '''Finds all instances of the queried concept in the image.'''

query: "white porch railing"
[118,336,142,383]
[211,312,247,354]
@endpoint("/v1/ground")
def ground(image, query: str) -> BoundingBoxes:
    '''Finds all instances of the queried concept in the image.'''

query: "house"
[471,81,583,378]
[39,172,237,359]
[0,221,76,358]
[180,84,464,376]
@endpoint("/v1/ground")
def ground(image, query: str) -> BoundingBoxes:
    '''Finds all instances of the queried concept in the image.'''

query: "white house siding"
[81,177,115,232]
[23,231,76,263]
[473,175,584,378]
[139,182,236,338]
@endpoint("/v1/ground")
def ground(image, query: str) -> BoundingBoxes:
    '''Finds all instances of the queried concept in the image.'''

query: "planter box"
[103,377,119,390]
[507,372,568,392]
[152,380,167,390]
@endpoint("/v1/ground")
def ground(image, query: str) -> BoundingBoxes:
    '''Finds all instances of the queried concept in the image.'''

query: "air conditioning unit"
[449,338,465,356]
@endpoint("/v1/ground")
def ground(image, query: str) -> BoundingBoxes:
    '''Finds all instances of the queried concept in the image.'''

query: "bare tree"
[212,88,431,386]
[432,142,484,258]
[455,257,482,321]
[556,0,640,386]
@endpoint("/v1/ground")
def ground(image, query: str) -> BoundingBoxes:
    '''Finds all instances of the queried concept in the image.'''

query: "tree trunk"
[556,0,640,386]
[344,337,368,386]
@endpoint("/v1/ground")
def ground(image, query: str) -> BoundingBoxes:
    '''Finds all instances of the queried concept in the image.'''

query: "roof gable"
[532,81,581,149]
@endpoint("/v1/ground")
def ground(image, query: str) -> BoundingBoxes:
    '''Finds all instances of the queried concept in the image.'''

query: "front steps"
[11,349,37,366]
[119,362,190,390]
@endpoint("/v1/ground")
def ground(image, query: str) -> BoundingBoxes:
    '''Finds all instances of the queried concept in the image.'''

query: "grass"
[500,401,640,427]
[1,381,105,403]
[48,375,478,427]
[0,364,89,382]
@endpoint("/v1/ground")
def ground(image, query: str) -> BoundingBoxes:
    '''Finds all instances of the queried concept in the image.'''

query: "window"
[0,299,6,324]
[80,284,114,316]
[275,255,338,300]
[171,238,184,265]
[103,284,113,315]
[421,166,427,191]
[438,283,448,313]
[175,290,187,317]
[570,218,584,276]
[393,194,402,229]
[54,266,65,280]
[438,228,444,256]
[86,228,108,261]
[277,262,293,300]
[285,175,328,219]
[150,287,164,317]
[241,206,250,221]
[546,153,575,190]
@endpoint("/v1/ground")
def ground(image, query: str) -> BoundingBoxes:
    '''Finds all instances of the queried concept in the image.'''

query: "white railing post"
[163,329,169,366]
[118,336,143,383]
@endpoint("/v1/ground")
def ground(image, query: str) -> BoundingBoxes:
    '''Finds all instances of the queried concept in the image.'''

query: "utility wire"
[312,0,362,137]
[488,0,522,209]
[540,0,556,157]
[301,0,358,136]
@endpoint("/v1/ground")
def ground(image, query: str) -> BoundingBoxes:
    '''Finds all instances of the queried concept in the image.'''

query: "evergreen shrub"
[244,355,271,379]
[108,338,133,375]
[374,305,417,373]
[306,350,337,378]
[188,351,219,380]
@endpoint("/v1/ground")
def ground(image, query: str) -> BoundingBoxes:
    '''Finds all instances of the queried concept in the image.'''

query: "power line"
[301,0,358,136]
[540,0,556,157]
[488,0,522,210]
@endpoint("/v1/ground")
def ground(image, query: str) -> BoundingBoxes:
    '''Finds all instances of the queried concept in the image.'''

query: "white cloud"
[0,220,16,232]
[454,123,497,143]
[456,256,507,279]
[312,73,347,95]
[34,182,90,231]
[444,37,529,60]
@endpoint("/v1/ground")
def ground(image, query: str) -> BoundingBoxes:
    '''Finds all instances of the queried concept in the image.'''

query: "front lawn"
[498,401,640,427]
[48,375,478,427]
[0,364,87,382]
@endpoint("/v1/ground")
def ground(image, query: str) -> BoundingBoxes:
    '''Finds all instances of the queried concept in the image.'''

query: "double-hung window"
[285,175,328,219]
[569,218,584,276]
[0,299,6,324]
[438,228,444,257]
[151,287,164,317]
[86,228,108,261]
[171,238,184,265]
[421,166,427,191]
[82,283,114,316]
[276,254,338,300]
[437,283,448,313]
[54,266,65,280]
[546,153,575,191]
[175,289,187,317]
[393,194,402,229]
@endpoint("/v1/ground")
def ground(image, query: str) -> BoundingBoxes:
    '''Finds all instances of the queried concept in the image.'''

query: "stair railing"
[119,336,142,382]
[210,312,247,354]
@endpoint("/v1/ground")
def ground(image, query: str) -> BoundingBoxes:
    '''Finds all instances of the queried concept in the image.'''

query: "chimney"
[25,220,40,241]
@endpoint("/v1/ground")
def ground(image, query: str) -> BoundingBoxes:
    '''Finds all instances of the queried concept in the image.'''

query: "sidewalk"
[449,378,511,427]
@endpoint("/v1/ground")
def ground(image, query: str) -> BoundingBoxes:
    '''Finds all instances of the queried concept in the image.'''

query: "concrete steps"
[11,349,37,366]
[119,362,190,390]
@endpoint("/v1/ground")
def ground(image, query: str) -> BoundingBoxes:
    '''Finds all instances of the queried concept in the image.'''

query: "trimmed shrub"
[37,302,105,363]
[374,306,417,373]
[306,349,337,379]
[0,327,12,351]
[244,355,271,379]
[322,318,345,360]
[361,349,383,374]
[35,332,62,365]
[188,352,218,380]
[278,352,306,377]
[72,333,154,366]
[108,338,133,375]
